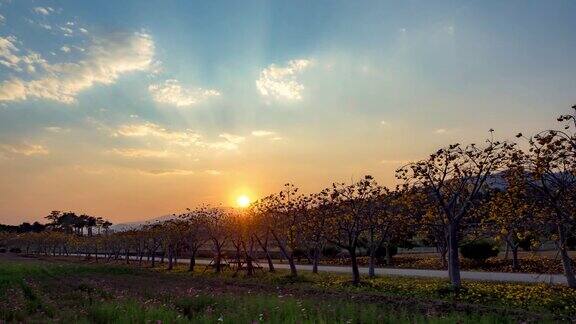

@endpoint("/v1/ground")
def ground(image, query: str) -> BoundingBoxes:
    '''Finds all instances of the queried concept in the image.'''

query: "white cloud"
[0,37,48,73]
[0,14,5,25]
[0,32,155,103]
[33,7,54,16]
[144,169,195,176]
[79,28,88,34]
[256,59,311,100]
[59,26,74,37]
[108,148,171,158]
[60,46,71,53]
[39,23,52,30]
[205,170,222,176]
[0,79,27,101]
[434,128,447,134]
[148,79,220,107]
[44,126,70,133]
[114,122,201,147]
[380,121,388,126]
[251,130,275,137]
[218,133,245,144]
[111,122,245,154]
[0,36,21,69]
[0,142,49,156]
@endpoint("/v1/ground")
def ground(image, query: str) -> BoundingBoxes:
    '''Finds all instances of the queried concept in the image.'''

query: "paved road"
[79,254,566,285]
[193,259,567,285]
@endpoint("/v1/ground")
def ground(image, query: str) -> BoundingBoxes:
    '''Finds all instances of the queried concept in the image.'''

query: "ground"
[1,253,575,323]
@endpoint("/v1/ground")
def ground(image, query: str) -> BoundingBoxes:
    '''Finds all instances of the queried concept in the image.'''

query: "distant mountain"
[110,206,236,232]
[110,214,177,232]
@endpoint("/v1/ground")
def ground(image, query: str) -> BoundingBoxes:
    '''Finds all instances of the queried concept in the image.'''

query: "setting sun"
[236,195,251,208]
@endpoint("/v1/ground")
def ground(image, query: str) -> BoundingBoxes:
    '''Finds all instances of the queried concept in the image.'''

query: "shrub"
[292,248,308,261]
[8,248,21,253]
[518,233,538,252]
[460,240,499,264]
[374,245,398,258]
[321,245,340,258]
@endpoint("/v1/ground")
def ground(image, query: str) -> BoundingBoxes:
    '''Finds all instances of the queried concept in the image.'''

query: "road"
[90,254,566,285]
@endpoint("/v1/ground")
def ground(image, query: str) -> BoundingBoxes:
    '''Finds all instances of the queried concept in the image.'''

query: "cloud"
[380,121,388,126]
[143,169,195,176]
[60,46,71,53]
[256,59,311,100]
[107,148,171,158]
[114,122,202,147]
[32,7,54,16]
[0,32,155,103]
[0,36,21,69]
[39,23,52,30]
[205,170,222,176]
[0,79,27,101]
[0,14,5,25]
[111,122,246,155]
[434,128,447,134]
[218,133,245,144]
[0,142,49,156]
[59,26,74,37]
[251,130,276,137]
[148,79,220,107]
[0,36,48,73]
[44,126,70,133]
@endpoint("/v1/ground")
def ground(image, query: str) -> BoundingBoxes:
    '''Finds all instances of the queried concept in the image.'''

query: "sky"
[0,0,575,225]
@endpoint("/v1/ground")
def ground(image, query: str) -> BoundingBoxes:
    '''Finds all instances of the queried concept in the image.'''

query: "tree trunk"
[385,244,393,266]
[256,236,275,272]
[349,247,360,285]
[215,246,222,273]
[272,233,297,276]
[265,251,275,272]
[558,225,576,288]
[511,244,519,272]
[312,246,321,274]
[167,247,174,270]
[447,224,461,288]
[151,251,156,268]
[189,250,196,272]
[125,249,130,264]
[368,247,376,277]
[287,255,297,276]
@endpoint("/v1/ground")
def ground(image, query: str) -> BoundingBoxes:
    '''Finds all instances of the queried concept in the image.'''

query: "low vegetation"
[1,255,575,323]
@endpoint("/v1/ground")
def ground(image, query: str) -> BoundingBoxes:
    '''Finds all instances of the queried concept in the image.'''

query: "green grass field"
[0,254,574,323]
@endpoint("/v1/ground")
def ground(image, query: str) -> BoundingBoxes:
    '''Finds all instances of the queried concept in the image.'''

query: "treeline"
[1,106,575,289]
[0,211,112,235]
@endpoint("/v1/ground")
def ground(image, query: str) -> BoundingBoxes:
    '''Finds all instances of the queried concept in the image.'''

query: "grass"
[80,295,518,324]
[0,258,139,292]
[0,255,573,323]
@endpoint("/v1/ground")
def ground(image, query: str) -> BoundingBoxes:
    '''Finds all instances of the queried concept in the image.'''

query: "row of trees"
[44,211,113,236]
[2,106,575,289]
[1,212,113,236]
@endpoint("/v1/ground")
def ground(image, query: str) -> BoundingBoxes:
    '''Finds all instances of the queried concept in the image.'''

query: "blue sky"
[0,0,575,224]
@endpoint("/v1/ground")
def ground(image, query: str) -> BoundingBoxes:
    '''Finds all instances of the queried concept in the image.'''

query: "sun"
[236,195,251,208]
